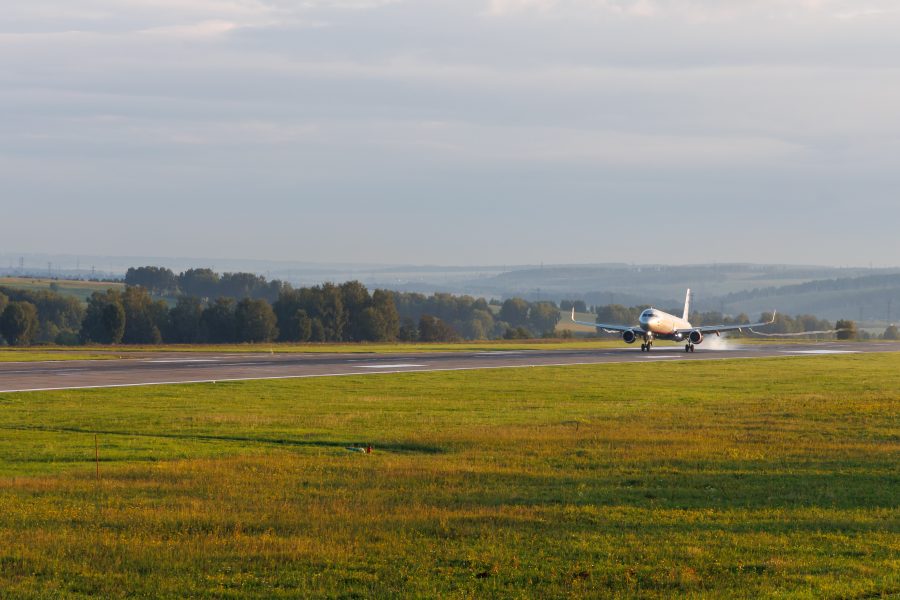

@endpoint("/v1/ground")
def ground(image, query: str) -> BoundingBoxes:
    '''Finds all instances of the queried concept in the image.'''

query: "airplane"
[570,289,776,352]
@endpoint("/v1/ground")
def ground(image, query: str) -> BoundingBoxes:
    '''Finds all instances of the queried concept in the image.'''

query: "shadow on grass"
[0,425,447,455]
[425,467,900,512]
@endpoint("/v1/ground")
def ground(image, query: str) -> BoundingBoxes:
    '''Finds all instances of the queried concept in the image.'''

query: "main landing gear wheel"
[685,344,695,353]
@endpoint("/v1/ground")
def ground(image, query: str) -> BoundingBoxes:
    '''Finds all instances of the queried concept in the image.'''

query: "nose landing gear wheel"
[641,344,646,352]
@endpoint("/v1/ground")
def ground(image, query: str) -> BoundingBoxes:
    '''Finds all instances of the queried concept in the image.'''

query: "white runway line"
[358,364,426,369]
[143,359,221,363]
[780,350,859,355]
[2,346,896,394]
[0,355,800,394]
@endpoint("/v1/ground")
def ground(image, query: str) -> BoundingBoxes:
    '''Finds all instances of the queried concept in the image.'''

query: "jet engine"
[689,330,703,345]
[622,330,637,344]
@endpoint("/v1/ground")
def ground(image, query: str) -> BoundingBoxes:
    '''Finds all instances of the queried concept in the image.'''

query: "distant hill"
[433,263,899,307]
[713,273,900,325]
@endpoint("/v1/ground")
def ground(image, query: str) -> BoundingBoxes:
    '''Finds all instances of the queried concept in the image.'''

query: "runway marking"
[0,354,836,394]
[780,350,859,355]
[144,359,221,363]
[3,347,898,394]
[357,364,426,369]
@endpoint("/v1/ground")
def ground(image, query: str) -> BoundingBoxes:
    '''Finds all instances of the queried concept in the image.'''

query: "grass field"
[0,277,123,302]
[0,354,897,597]
[0,339,627,359]
[0,350,120,362]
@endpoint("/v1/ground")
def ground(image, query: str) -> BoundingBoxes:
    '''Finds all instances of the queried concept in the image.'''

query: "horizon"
[3,251,900,276]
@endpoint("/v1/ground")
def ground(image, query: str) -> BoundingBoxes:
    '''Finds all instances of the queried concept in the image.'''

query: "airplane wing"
[570,309,640,333]
[674,312,777,336]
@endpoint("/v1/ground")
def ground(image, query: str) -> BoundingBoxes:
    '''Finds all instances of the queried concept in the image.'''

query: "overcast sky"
[3,0,900,266]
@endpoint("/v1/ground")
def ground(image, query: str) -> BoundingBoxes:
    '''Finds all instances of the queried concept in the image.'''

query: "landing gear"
[641,339,653,352]
[685,344,695,353]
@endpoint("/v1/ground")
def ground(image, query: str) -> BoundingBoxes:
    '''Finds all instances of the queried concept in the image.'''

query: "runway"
[1,341,899,393]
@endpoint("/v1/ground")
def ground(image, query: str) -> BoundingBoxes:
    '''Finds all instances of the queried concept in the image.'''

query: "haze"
[4,0,900,266]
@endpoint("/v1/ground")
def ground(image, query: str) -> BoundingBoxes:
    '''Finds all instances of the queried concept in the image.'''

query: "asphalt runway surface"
[2,341,899,394]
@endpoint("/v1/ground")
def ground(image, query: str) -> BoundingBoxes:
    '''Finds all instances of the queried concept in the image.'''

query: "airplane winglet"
[571,307,576,322]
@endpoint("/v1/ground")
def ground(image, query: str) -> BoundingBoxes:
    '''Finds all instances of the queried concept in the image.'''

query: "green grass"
[1,339,629,358]
[0,350,120,362]
[0,277,123,302]
[0,355,897,597]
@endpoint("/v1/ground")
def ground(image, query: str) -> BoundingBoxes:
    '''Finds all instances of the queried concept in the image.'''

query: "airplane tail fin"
[682,289,692,321]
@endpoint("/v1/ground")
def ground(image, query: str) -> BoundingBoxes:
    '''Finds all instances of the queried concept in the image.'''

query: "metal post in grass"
[95,434,101,483]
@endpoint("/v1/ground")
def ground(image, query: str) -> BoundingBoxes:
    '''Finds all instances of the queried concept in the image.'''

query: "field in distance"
[0,354,896,597]
[0,276,123,302]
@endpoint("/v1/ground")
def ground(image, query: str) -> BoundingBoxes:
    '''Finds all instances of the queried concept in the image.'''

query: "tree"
[273,287,305,341]
[595,304,644,327]
[80,291,125,344]
[884,324,899,340]
[309,318,326,342]
[125,266,177,295]
[235,298,278,343]
[201,298,237,343]
[358,306,388,341]
[169,296,204,343]
[0,291,8,317]
[319,283,345,341]
[220,272,268,300]
[122,286,168,344]
[398,317,418,342]
[0,302,39,346]
[529,302,560,335]
[341,281,372,341]
[462,309,494,340]
[499,298,530,328]
[295,309,313,342]
[418,315,457,342]
[371,289,399,341]
[0,285,84,343]
[835,319,857,340]
[178,268,220,299]
[503,326,531,340]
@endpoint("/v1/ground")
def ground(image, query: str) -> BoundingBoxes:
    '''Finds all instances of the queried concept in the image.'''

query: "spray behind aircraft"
[571,289,775,352]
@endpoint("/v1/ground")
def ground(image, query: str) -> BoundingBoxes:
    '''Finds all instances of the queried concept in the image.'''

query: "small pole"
[95,434,100,482]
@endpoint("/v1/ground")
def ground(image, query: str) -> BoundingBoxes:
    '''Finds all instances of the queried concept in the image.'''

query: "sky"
[3,0,900,267]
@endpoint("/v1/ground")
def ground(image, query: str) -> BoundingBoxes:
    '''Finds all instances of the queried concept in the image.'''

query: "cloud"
[139,20,241,38]
[3,0,900,264]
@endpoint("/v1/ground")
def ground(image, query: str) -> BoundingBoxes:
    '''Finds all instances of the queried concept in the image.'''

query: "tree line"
[125,266,285,302]
[3,269,892,346]
[0,271,560,346]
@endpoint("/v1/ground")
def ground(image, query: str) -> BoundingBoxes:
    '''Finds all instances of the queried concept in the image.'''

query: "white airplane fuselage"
[638,308,692,341]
